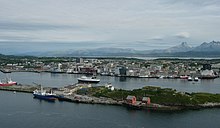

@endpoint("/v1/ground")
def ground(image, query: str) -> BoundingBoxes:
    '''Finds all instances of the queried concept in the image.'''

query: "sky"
[0,0,220,54]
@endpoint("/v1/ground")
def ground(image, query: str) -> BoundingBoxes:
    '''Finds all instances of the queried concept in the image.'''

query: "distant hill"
[146,42,193,54]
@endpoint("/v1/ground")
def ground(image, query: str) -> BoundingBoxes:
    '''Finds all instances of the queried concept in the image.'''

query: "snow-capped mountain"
[192,41,220,52]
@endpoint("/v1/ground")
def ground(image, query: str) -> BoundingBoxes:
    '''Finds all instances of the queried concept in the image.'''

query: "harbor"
[1,71,220,93]
[1,90,220,128]
[1,82,220,111]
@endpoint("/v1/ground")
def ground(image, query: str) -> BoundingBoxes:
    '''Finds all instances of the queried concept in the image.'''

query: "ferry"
[77,76,100,83]
[33,86,56,101]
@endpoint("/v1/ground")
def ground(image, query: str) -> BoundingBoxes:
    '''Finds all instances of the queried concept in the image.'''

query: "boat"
[0,78,17,86]
[33,86,56,101]
[199,70,218,79]
[180,75,188,79]
[194,77,199,81]
[188,76,192,81]
[199,75,218,79]
[0,69,11,73]
[77,76,100,83]
[138,75,149,78]
[159,76,164,79]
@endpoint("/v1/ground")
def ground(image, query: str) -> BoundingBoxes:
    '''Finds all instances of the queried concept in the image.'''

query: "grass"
[77,86,220,106]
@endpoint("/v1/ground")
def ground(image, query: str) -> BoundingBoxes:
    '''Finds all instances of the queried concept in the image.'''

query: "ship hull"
[78,79,100,83]
[199,76,219,79]
[0,82,17,86]
[33,94,56,101]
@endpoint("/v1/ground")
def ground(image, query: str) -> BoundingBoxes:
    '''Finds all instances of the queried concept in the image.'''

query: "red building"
[126,95,136,104]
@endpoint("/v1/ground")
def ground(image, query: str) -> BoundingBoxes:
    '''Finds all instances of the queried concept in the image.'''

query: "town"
[1,55,220,111]
[0,55,220,80]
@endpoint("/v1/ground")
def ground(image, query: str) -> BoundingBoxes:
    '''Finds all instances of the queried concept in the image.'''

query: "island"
[1,83,220,111]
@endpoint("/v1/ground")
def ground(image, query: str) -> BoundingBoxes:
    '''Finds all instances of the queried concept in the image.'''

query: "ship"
[77,76,100,83]
[0,78,17,86]
[33,86,57,101]
[180,75,188,79]
[194,77,199,81]
[188,76,193,81]
[0,69,11,73]
[199,70,218,79]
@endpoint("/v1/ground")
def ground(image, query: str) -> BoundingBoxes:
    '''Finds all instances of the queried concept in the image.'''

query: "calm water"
[1,72,220,128]
[1,72,220,93]
[0,91,220,128]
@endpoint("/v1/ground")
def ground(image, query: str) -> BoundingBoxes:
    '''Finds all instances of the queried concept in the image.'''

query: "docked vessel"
[180,75,188,79]
[77,76,100,83]
[33,86,56,101]
[200,70,218,79]
[199,75,218,79]
[138,75,149,78]
[0,69,11,73]
[188,76,192,81]
[0,78,17,86]
[194,77,199,81]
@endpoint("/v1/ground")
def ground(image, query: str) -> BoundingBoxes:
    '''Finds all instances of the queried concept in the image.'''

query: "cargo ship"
[33,86,56,101]
[77,76,100,83]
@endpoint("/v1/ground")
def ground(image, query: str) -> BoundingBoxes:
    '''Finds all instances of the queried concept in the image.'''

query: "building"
[119,67,127,76]
[76,58,84,63]
[142,97,151,104]
[126,95,136,104]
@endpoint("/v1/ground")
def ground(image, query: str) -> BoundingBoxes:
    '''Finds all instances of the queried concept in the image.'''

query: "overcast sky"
[0,0,220,54]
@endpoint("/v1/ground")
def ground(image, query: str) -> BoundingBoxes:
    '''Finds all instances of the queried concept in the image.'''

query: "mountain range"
[19,41,220,57]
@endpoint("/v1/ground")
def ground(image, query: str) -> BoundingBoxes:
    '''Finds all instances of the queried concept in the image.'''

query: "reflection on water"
[119,77,126,82]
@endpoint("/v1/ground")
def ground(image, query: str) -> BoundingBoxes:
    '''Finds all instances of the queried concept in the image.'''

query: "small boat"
[0,78,17,86]
[188,76,192,81]
[180,75,188,79]
[157,75,164,79]
[0,69,11,73]
[77,76,100,83]
[33,86,56,101]
[194,77,199,81]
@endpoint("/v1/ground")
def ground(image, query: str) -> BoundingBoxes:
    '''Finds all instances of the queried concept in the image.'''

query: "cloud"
[175,32,190,39]
[0,0,220,53]
[150,36,164,41]
[0,21,85,31]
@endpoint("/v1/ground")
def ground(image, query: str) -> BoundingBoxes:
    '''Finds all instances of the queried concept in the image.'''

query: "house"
[126,95,136,104]
[142,97,151,104]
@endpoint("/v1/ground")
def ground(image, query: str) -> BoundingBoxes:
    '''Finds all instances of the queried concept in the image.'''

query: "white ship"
[77,76,100,83]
